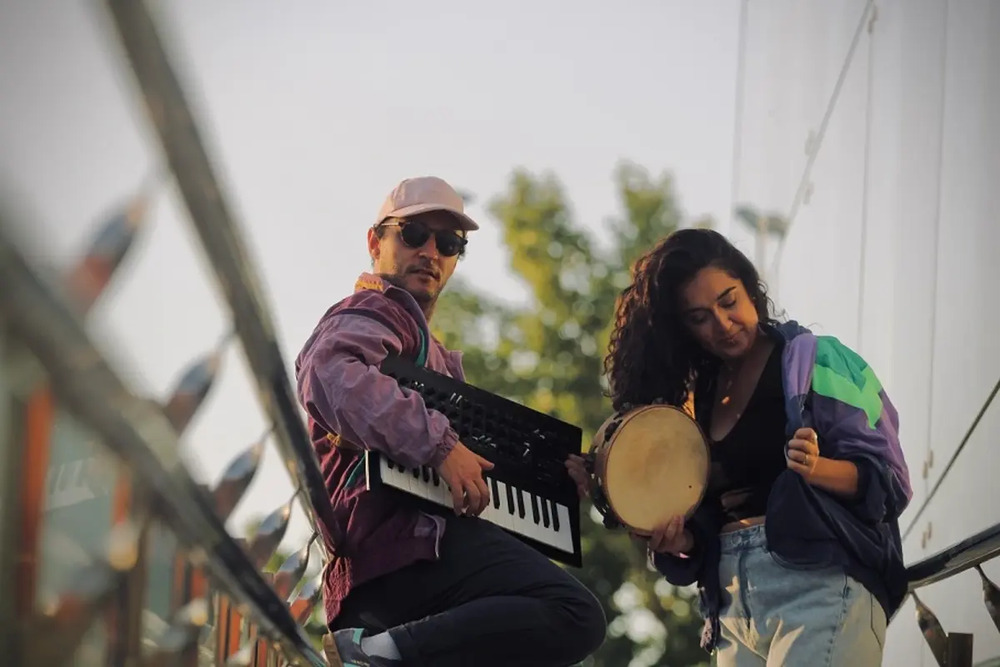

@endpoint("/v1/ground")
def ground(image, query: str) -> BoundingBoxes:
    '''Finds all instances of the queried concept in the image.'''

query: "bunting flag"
[162,333,232,432]
[65,185,153,315]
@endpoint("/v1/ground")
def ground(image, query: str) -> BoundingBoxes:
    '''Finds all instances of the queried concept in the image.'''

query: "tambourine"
[584,404,710,535]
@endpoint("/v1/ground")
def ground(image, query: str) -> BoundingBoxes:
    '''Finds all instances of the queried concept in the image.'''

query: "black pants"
[329,515,607,667]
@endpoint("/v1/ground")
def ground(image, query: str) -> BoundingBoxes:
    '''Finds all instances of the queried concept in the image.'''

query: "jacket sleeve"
[296,312,458,469]
[809,337,913,521]
[835,453,899,523]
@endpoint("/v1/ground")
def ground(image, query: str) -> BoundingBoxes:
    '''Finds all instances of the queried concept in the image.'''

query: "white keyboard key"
[550,503,574,553]
[487,480,513,532]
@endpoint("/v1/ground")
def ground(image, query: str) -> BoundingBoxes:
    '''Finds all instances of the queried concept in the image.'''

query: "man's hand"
[436,442,494,516]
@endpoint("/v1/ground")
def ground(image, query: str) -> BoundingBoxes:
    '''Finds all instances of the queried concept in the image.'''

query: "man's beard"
[379,271,437,309]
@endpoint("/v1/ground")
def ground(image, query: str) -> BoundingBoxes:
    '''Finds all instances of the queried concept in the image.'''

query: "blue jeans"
[711,523,886,666]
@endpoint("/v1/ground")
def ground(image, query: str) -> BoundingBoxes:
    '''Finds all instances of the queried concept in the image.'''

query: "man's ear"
[367,227,380,264]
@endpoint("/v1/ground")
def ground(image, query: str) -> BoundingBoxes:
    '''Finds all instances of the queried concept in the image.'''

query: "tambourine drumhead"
[599,405,709,535]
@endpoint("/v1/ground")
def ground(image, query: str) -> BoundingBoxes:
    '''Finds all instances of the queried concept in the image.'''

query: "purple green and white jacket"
[295,273,462,623]
[652,321,913,652]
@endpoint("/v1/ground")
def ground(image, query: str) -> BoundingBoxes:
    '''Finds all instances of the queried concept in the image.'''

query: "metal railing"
[0,0,337,664]
[902,510,1000,666]
[897,374,1000,665]
[0,220,326,665]
[102,0,342,553]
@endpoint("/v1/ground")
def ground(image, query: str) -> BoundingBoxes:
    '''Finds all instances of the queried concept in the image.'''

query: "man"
[295,176,606,667]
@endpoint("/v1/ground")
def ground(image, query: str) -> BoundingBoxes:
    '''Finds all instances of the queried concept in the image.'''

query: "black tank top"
[696,339,787,524]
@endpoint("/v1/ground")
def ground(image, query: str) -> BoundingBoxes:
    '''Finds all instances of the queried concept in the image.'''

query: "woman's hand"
[565,454,592,499]
[786,427,820,479]
[787,427,861,497]
[641,515,694,556]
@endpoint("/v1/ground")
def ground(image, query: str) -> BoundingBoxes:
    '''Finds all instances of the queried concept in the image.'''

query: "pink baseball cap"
[375,176,479,231]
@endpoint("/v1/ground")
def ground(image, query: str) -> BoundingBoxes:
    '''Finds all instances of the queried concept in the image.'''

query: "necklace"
[717,336,767,408]
[718,366,737,406]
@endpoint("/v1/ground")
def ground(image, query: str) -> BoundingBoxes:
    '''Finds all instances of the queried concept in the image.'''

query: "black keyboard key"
[516,490,525,519]
[422,467,430,483]
[551,501,560,531]
[412,467,420,479]
[530,494,540,524]
[490,478,500,509]
[431,470,441,486]
[540,497,550,528]
[506,485,515,514]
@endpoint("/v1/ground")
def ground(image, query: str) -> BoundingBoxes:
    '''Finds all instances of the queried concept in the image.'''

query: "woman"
[567,229,912,665]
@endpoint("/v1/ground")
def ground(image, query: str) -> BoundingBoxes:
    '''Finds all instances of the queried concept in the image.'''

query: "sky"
[0,0,743,549]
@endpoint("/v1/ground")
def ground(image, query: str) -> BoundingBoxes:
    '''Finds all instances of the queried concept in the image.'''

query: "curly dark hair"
[604,228,778,411]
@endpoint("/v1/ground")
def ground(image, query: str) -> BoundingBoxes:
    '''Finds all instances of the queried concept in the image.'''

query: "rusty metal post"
[946,632,973,667]
[0,329,25,667]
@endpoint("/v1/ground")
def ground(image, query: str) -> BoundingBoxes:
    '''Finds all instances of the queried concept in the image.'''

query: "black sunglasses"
[379,219,468,257]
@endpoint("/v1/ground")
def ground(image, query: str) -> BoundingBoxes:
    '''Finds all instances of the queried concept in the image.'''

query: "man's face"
[367,211,466,314]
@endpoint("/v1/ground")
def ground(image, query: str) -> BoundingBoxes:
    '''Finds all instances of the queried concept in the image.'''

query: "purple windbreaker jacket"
[295,273,463,622]
[652,321,912,652]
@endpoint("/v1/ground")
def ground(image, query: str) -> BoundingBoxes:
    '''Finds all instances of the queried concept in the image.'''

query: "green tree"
[432,161,710,667]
